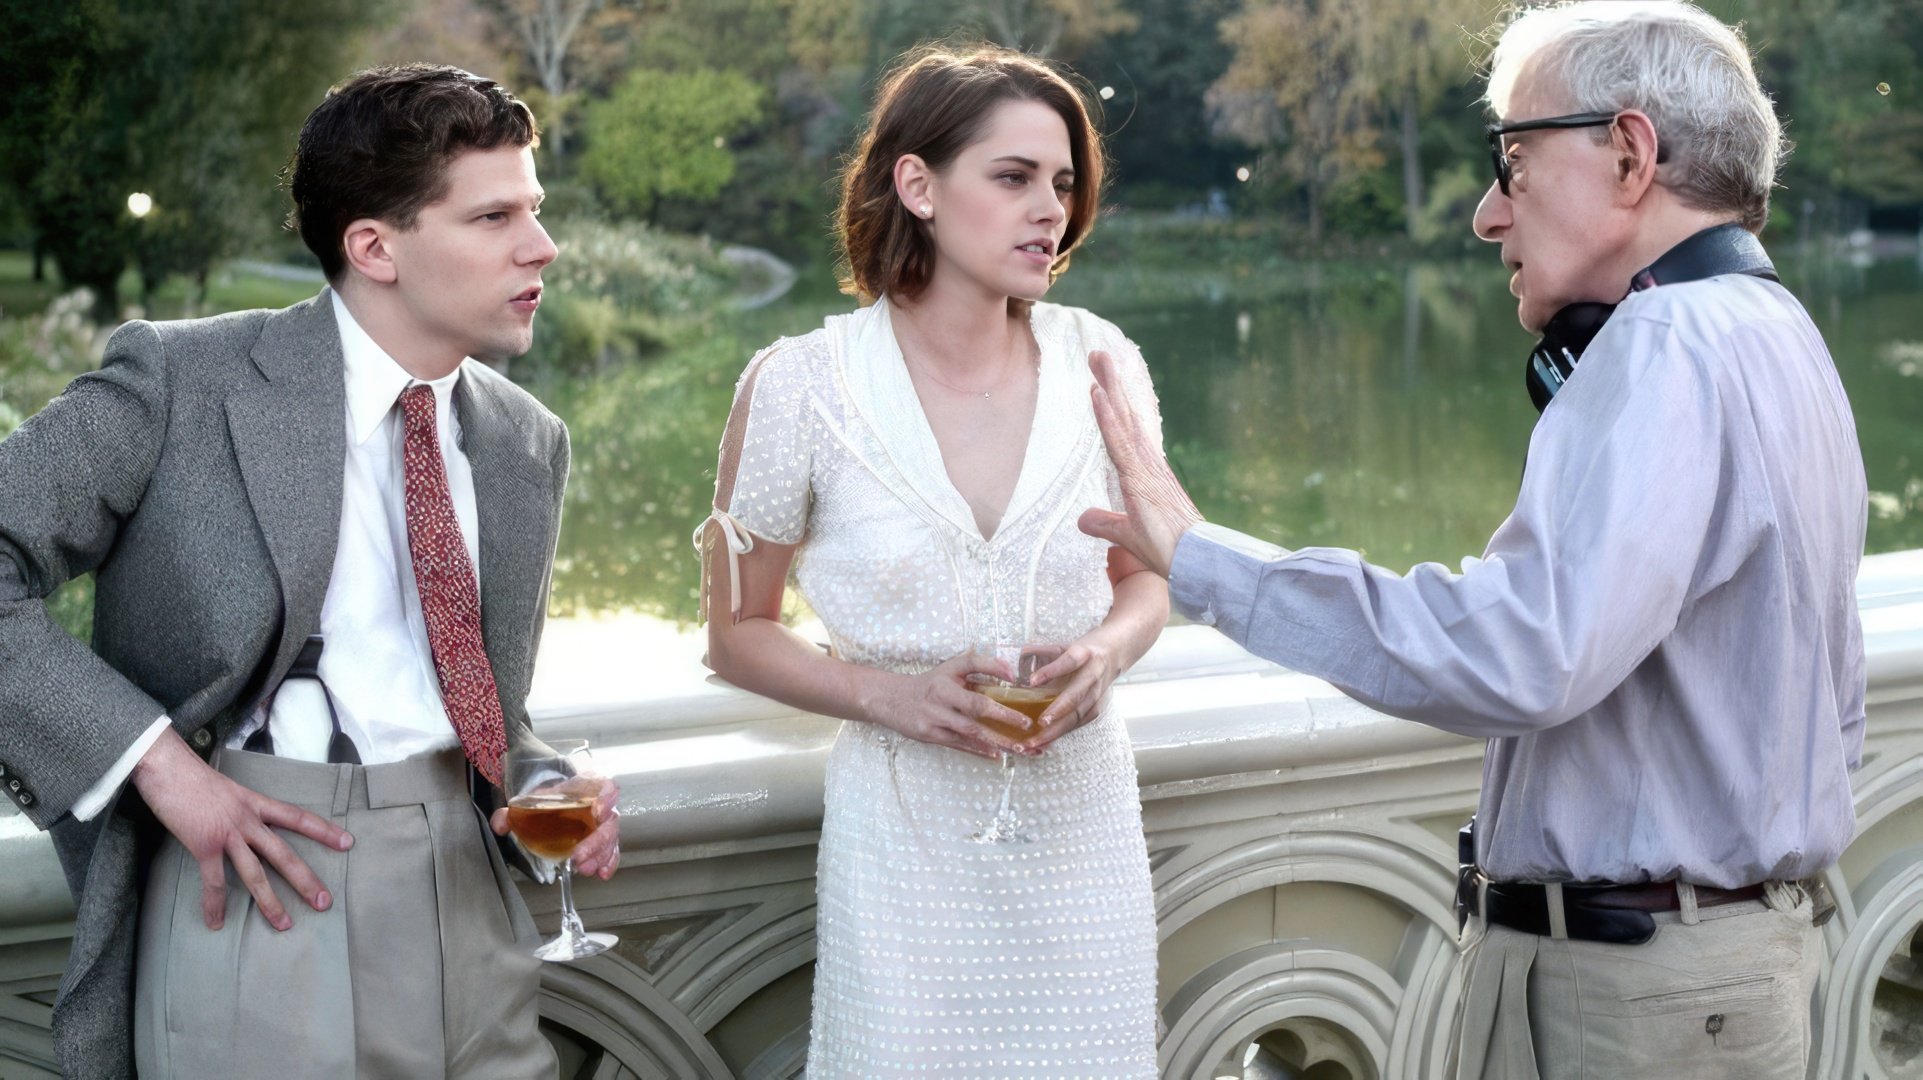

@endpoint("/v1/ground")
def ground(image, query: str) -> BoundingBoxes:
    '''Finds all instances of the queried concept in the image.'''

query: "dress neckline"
[842,297,1073,546]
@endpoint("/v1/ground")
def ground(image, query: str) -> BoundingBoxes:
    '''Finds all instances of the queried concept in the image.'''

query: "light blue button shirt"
[1170,274,1868,888]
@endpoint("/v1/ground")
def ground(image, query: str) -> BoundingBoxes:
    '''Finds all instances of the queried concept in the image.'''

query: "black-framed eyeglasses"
[1484,111,1619,196]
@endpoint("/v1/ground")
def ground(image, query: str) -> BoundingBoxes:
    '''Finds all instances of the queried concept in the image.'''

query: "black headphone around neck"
[1525,223,1779,413]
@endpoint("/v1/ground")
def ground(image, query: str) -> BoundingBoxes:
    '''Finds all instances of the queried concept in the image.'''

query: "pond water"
[534,249,1923,623]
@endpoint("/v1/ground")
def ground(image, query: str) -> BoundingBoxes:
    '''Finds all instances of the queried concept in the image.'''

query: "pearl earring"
[920,204,932,217]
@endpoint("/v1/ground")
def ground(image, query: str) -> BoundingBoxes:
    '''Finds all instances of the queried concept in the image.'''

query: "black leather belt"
[1460,875,1770,946]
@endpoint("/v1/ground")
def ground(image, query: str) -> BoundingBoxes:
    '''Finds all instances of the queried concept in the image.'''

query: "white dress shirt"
[1170,274,1868,888]
[73,293,481,818]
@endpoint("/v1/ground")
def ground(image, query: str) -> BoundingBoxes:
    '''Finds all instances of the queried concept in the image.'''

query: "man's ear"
[893,154,936,220]
[1612,110,1661,204]
[341,218,399,286]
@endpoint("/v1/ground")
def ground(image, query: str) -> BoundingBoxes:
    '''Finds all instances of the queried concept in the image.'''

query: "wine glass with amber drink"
[504,739,617,962]
[968,642,1061,845]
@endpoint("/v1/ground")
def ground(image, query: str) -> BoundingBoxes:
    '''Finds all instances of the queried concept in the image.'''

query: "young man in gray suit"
[0,65,619,1078]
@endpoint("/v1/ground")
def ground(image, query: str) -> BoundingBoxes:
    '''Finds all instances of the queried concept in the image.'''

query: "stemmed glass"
[504,739,617,962]
[968,642,1061,845]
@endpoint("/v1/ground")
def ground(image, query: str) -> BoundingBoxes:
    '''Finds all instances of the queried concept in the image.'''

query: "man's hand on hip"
[1078,350,1203,577]
[130,728,353,932]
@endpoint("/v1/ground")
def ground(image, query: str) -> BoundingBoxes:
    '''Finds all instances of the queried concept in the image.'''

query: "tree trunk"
[984,0,1027,48]
[1400,82,1422,241]
[540,50,569,160]
[1401,263,1421,380]
[1307,170,1324,246]
[511,0,599,162]
[88,277,121,324]
[31,232,45,282]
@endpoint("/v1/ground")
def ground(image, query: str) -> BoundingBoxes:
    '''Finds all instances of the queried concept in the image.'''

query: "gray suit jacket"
[0,291,571,1078]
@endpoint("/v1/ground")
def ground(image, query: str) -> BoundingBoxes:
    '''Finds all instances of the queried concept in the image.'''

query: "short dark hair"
[286,64,539,281]
[836,44,1106,306]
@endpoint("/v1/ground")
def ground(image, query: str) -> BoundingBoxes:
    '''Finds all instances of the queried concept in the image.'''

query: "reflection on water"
[538,253,1923,622]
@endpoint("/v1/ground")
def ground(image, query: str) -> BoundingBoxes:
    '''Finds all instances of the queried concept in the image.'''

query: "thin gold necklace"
[904,332,1034,399]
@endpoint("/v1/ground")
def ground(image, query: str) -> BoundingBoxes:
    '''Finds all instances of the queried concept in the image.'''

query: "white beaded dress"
[700,297,1162,1078]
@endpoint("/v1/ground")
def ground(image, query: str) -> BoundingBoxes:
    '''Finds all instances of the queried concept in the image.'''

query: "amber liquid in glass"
[973,683,1058,743]
[507,791,598,862]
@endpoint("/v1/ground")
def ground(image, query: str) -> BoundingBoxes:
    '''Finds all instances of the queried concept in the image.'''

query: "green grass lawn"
[0,249,320,320]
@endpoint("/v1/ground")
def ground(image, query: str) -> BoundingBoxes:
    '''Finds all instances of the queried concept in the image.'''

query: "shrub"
[524,219,738,373]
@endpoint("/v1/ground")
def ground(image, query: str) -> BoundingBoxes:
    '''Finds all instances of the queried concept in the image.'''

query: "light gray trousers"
[1451,880,1822,1080]
[133,747,558,1079]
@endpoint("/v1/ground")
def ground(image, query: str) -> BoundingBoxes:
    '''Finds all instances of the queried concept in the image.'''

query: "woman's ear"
[894,154,936,220]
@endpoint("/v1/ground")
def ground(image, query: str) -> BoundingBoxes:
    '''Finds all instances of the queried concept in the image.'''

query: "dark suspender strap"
[245,635,362,765]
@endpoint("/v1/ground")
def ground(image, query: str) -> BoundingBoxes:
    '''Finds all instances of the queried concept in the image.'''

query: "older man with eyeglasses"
[1080,3,1867,1078]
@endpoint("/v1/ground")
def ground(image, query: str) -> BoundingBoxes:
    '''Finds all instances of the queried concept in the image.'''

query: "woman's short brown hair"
[835,44,1105,305]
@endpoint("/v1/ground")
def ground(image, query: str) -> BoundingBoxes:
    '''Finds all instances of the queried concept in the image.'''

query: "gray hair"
[1487,1,1790,230]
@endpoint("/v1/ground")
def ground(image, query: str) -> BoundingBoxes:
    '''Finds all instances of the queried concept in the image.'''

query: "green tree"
[579,67,766,216]
[1732,0,1923,229]
[1208,0,1384,243]
[650,0,889,257]
[966,0,1140,58]
[1,0,134,319]
[1362,0,1490,239]
[0,0,388,322]
[1093,0,1246,206]
[478,0,647,162]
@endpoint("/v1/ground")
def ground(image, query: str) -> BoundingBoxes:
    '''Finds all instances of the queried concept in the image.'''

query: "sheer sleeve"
[695,341,816,620]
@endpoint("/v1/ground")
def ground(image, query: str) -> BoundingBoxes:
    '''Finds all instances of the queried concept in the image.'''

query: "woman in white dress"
[697,44,1169,1078]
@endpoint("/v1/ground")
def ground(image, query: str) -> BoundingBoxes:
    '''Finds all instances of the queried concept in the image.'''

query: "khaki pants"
[1451,881,1821,1080]
[133,748,558,1079]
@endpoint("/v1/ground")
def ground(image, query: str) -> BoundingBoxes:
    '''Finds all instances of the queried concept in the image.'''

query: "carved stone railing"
[3,549,1921,1079]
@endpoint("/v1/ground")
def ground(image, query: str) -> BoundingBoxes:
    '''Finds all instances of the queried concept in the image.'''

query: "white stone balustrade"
[3,549,1921,1079]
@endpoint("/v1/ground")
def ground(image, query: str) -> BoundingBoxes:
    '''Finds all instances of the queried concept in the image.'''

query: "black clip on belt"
[1455,816,1657,946]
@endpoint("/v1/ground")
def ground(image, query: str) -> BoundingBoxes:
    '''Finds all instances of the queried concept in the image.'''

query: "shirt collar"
[329,291,467,447]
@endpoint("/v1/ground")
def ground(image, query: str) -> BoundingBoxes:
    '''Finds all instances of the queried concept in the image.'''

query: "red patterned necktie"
[399,383,507,785]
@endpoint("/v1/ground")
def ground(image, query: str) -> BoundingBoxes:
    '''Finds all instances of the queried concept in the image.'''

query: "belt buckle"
[1802,875,1839,927]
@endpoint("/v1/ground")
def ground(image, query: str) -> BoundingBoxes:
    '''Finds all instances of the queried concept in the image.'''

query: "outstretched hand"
[1077,350,1203,577]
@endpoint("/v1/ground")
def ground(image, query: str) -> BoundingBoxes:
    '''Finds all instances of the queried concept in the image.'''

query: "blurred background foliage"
[3,0,1921,631]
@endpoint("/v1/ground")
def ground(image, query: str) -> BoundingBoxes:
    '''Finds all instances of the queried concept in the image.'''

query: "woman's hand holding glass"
[966,641,1068,845]
[1018,636,1123,750]
[858,652,1039,761]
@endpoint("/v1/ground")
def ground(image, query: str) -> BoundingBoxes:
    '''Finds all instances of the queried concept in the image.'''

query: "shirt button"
[191,728,214,750]
[16,792,31,807]
[6,779,18,792]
